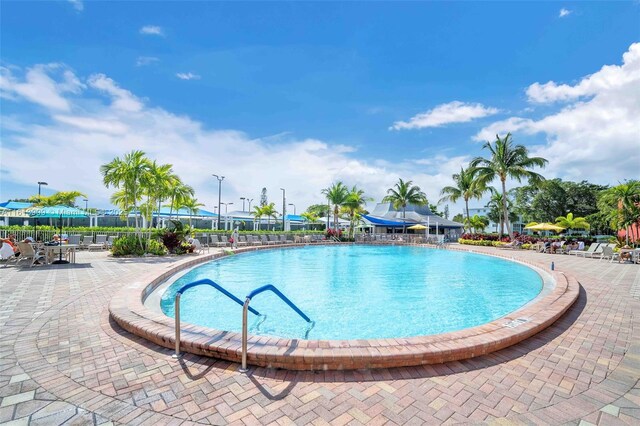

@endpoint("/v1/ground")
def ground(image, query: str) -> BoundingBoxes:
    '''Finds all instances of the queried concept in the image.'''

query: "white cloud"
[136,56,159,67]
[176,72,201,80]
[476,43,640,184]
[0,64,84,111]
[0,64,466,213]
[526,43,640,103]
[87,74,143,112]
[390,101,499,130]
[68,0,83,11]
[559,8,572,18]
[140,26,164,36]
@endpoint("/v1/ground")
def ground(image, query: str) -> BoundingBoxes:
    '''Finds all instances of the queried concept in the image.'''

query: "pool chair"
[578,243,603,258]
[67,235,81,245]
[88,235,108,251]
[191,238,205,255]
[570,243,599,257]
[595,245,619,262]
[106,236,116,249]
[498,240,523,250]
[279,235,288,244]
[15,242,45,267]
[565,241,585,255]
[237,235,248,247]
[80,235,93,249]
[247,235,261,245]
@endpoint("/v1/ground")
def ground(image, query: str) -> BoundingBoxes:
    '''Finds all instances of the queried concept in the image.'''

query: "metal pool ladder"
[172,279,261,359]
[240,284,315,372]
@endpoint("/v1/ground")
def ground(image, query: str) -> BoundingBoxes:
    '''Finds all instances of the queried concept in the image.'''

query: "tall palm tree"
[382,178,428,233]
[342,185,372,239]
[598,181,640,244]
[300,212,319,230]
[555,212,590,235]
[485,189,518,235]
[101,150,153,229]
[470,133,548,239]
[466,214,489,233]
[179,197,205,227]
[321,182,349,231]
[167,181,195,220]
[52,191,88,207]
[145,161,177,228]
[439,167,487,225]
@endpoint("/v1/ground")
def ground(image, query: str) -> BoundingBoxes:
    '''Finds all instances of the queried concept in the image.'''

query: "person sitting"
[0,235,18,256]
[620,245,633,262]
[540,239,551,253]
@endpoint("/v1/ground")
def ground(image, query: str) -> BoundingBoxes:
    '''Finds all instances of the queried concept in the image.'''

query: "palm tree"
[342,185,372,239]
[101,150,153,229]
[470,133,548,239]
[251,205,264,231]
[300,212,318,230]
[178,197,205,227]
[466,214,489,233]
[322,182,349,231]
[598,181,640,244]
[260,203,278,230]
[382,178,428,233]
[555,212,590,235]
[439,167,488,225]
[485,189,518,235]
[146,161,177,228]
[52,191,87,207]
[167,181,195,220]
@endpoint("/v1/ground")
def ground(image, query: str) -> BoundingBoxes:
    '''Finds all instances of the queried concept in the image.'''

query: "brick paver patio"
[1,246,639,425]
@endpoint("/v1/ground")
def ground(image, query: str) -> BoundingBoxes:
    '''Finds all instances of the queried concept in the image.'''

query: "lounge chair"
[88,235,108,251]
[191,238,205,255]
[247,235,261,246]
[498,241,523,250]
[570,243,599,257]
[106,236,116,248]
[279,235,288,244]
[15,242,45,267]
[237,235,248,247]
[80,235,93,249]
[67,235,81,245]
[595,246,619,262]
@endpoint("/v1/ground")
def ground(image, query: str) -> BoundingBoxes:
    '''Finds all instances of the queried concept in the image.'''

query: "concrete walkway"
[0,246,638,425]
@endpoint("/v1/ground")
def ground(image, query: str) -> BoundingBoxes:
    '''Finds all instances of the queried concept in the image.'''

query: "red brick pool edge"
[108,244,579,370]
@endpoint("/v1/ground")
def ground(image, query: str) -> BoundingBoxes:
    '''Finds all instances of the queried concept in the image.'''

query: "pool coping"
[109,243,579,370]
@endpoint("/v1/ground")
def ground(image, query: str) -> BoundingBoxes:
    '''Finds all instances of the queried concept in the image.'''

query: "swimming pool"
[159,245,543,340]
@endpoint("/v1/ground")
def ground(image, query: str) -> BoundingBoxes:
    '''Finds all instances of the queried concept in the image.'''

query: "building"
[361,202,463,239]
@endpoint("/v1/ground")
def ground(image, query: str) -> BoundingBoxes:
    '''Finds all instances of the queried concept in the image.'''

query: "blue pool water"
[160,245,543,340]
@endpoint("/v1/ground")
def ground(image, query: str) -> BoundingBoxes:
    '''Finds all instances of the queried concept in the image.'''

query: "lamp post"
[247,198,254,211]
[240,197,246,211]
[280,188,286,231]
[288,203,296,215]
[212,174,225,230]
[37,181,48,197]
[83,198,88,211]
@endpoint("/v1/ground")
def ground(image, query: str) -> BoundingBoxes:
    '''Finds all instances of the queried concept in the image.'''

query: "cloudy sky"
[1,1,638,215]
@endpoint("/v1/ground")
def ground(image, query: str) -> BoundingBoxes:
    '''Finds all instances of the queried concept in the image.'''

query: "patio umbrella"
[27,205,88,264]
[407,224,427,230]
[524,222,566,232]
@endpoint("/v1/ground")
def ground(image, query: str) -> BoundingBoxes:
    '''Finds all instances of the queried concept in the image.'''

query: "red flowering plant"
[326,228,343,239]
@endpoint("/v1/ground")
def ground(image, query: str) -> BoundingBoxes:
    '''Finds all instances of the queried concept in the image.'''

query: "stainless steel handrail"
[240,284,314,372]
[172,279,261,359]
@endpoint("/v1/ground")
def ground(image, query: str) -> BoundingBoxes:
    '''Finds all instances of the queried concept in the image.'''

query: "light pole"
[280,188,286,231]
[240,197,246,211]
[37,181,48,197]
[247,198,254,211]
[288,203,296,215]
[83,198,88,211]
[212,174,224,230]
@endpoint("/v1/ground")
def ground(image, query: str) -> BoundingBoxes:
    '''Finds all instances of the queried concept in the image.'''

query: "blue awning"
[0,201,33,210]
[361,215,411,227]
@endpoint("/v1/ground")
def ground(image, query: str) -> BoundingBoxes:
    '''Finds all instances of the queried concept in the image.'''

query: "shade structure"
[524,222,565,232]
[407,224,428,230]
[26,205,88,218]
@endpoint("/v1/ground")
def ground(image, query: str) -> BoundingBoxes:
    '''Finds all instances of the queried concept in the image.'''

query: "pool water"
[160,245,543,340]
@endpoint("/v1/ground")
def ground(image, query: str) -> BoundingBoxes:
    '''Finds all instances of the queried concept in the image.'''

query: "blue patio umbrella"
[27,205,88,264]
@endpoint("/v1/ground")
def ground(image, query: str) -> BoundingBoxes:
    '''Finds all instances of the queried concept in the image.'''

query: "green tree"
[342,185,372,239]
[260,203,278,230]
[470,133,548,239]
[305,204,330,218]
[179,197,205,227]
[251,205,264,230]
[486,189,518,235]
[466,214,489,233]
[300,212,319,230]
[322,182,349,232]
[598,181,640,244]
[146,161,178,228]
[439,166,487,225]
[101,150,153,229]
[167,182,195,220]
[555,212,590,235]
[452,213,465,224]
[382,178,428,233]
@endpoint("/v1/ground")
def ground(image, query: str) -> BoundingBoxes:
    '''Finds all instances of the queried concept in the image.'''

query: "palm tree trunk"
[465,198,470,226]
[403,206,406,234]
[501,178,512,239]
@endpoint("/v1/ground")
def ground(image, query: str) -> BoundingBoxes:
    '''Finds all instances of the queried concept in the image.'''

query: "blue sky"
[1,1,639,214]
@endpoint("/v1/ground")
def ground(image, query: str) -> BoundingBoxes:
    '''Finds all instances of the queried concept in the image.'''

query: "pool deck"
[1,245,639,425]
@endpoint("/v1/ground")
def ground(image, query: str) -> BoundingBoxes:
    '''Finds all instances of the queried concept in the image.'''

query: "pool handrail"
[173,279,261,358]
[240,284,314,372]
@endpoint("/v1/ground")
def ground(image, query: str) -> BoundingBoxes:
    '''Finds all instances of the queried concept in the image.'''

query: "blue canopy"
[361,214,410,227]
[0,201,33,210]
[153,207,218,217]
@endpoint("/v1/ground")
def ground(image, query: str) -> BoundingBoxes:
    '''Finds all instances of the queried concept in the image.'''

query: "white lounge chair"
[571,243,599,257]
[80,235,93,249]
[67,235,81,245]
[89,235,108,251]
[16,242,45,267]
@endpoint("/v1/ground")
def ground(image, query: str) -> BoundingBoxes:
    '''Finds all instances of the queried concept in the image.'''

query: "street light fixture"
[221,202,234,214]
[280,188,286,231]
[247,198,254,211]
[288,203,296,215]
[37,181,48,197]
[83,198,89,211]
[212,174,225,230]
[240,197,246,211]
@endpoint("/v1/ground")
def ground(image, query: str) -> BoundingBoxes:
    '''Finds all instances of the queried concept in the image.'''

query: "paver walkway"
[0,246,639,425]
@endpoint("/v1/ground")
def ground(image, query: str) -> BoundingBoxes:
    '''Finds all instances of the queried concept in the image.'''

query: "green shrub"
[458,239,504,247]
[112,235,145,256]
[146,239,168,255]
